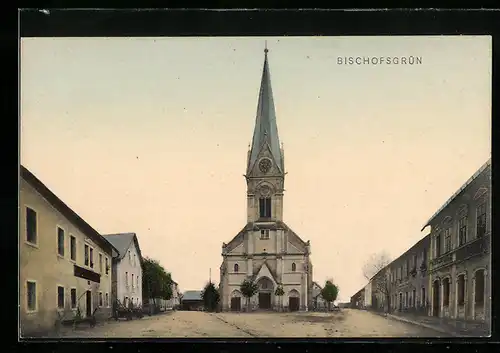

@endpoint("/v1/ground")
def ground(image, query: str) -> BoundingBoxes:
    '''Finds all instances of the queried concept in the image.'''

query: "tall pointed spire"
[247,44,284,174]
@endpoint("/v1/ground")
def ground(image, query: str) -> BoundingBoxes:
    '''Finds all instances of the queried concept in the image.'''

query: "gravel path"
[56,309,448,338]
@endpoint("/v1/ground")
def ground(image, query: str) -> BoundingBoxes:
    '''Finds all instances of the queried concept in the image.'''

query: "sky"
[20,36,491,302]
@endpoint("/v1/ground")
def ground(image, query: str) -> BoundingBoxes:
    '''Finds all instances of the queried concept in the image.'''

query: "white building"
[364,281,373,309]
[102,233,143,308]
[312,282,327,310]
[219,47,313,312]
[166,281,181,309]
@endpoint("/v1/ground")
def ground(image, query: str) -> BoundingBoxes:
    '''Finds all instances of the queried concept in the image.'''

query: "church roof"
[247,46,284,174]
[223,221,308,254]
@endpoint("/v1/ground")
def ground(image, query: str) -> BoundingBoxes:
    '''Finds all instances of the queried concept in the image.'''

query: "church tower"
[220,45,313,312]
[245,45,285,223]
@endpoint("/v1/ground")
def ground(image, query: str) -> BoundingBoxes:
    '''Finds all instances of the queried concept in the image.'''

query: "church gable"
[224,224,250,253]
[248,142,283,177]
[252,261,278,285]
[230,243,245,255]
[276,221,307,253]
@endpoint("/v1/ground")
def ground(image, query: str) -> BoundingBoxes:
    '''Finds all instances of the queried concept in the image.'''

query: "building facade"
[312,282,327,310]
[166,281,181,309]
[386,235,431,315]
[350,288,365,309]
[219,48,313,312]
[424,159,491,323]
[20,166,118,337]
[103,233,144,308]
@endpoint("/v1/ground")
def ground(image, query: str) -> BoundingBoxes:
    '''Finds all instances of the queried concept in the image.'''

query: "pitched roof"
[102,232,143,264]
[182,290,202,301]
[223,220,308,254]
[20,165,119,256]
[421,158,491,231]
[247,46,284,174]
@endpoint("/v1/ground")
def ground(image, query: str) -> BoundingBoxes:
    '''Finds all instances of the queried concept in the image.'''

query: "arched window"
[291,263,296,272]
[234,263,239,273]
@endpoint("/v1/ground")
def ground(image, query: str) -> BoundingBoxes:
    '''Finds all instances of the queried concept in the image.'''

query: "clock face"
[259,158,272,173]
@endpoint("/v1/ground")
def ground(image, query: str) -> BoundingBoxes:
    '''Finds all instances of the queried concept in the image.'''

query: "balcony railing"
[455,234,490,263]
[431,252,453,269]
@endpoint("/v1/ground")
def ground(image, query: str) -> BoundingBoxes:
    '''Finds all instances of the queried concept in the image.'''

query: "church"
[219,47,314,312]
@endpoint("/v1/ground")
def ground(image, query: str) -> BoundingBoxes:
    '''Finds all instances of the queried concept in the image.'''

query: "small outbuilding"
[181,290,204,311]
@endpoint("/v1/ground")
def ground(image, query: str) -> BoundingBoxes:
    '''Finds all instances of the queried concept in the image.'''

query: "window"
[99,254,103,273]
[89,248,94,268]
[125,272,129,286]
[412,289,416,307]
[70,236,76,261]
[133,254,136,267]
[443,278,450,306]
[84,244,89,266]
[435,232,442,257]
[26,207,37,244]
[291,263,296,272]
[105,257,109,275]
[260,229,270,240]
[457,275,465,305]
[234,263,239,272]
[259,197,272,218]
[422,287,426,306]
[99,292,103,307]
[475,270,485,305]
[105,293,109,307]
[444,228,451,253]
[70,288,77,309]
[129,250,131,264]
[57,286,65,309]
[57,227,65,256]
[132,274,135,288]
[137,276,139,288]
[458,216,468,246]
[27,281,36,311]
[476,203,487,238]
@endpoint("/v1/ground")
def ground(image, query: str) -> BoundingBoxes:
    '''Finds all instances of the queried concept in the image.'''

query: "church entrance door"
[289,297,300,312]
[231,297,241,311]
[258,293,272,309]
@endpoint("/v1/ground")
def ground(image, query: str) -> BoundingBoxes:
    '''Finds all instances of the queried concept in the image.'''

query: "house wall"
[20,179,113,337]
[115,241,143,307]
[428,164,491,323]
[220,250,309,311]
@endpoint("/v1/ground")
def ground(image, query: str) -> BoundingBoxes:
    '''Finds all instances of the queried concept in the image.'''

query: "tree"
[362,251,392,313]
[142,257,173,310]
[201,281,220,312]
[274,284,285,312]
[321,279,339,311]
[240,278,258,312]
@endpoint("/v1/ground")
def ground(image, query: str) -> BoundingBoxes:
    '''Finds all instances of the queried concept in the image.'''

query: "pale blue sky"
[21,36,491,301]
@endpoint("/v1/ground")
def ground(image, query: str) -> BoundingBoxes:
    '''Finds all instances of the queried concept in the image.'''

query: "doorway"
[289,297,300,312]
[231,297,241,311]
[258,292,271,309]
[433,280,440,317]
[86,290,92,317]
[399,293,402,311]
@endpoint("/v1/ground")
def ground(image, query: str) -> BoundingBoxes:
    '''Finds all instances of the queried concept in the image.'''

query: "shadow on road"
[287,312,346,323]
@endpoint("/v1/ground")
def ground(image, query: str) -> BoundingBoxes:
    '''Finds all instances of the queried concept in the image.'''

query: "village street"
[57,309,448,338]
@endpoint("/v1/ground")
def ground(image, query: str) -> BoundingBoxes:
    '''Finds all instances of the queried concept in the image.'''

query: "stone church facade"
[219,48,313,312]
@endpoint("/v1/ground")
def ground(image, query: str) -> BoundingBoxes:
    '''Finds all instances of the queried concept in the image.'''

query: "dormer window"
[259,197,272,218]
[260,229,270,240]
